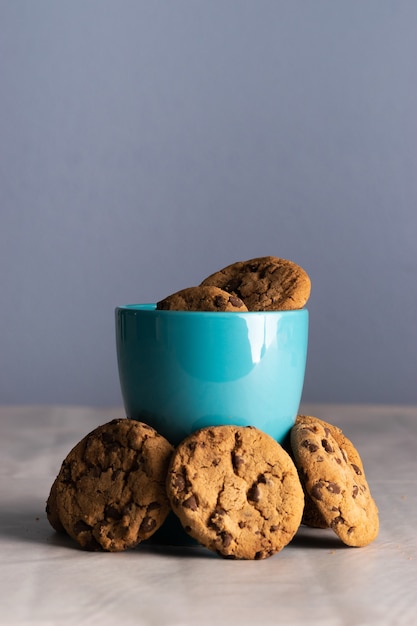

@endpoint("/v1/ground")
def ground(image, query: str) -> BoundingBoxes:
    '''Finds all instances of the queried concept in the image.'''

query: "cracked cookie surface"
[156,285,248,312]
[291,415,379,547]
[200,256,310,311]
[166,425,304,559]
[49,419,174,551]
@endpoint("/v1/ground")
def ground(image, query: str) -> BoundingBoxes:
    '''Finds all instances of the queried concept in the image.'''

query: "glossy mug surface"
[115,304,308,446]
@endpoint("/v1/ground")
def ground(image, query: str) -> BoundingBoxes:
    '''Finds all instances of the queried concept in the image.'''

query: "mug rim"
[116,303,308,317]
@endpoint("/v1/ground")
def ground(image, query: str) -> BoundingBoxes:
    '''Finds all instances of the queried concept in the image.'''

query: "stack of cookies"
[46,417,379,558]
[46,256,379,558]
[156,255,311,312]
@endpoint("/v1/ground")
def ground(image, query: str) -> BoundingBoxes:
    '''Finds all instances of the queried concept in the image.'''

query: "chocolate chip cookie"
[49,419,174,551]
[291,415,379,546]
[166,425,304,559]
[200,256,311,311]
[156,285,248,312]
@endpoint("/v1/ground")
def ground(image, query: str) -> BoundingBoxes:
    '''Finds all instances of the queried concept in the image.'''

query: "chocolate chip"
[104,505,122,520]
[247,484,261,503]
[173,473,186,492]
[209,507,226,530]
[213,507,226,517]
[321,439,334,453]
[183,494,199,511]
[352,485,359,499]
[330,516,344,528]
[73,520,92,535]
[326,482,341,494]
[139,516,156,534]
[232,452,245,470]
[100,432,115,444]
[234,432,243,449]
[221,532,233,547]
[224,278,241,294]
[311,481,324,501]
[302,439,319,453]
[351,463,362,475]
[228,295,244,308]
[147,501,161,511]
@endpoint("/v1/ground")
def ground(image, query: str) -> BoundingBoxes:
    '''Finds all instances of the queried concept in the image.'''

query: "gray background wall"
[1,1,416,407]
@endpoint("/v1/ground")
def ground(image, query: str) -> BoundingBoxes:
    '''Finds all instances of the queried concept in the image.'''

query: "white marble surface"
[1,404,416,626]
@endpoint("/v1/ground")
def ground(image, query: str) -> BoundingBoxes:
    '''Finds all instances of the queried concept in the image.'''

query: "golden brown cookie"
[200,256,311,311]
[50,419,174,551]
[166,425,304,559]
[156,285,248,312]
[291,415,379,546]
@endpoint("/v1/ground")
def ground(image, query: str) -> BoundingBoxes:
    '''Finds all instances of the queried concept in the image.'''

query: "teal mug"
[115,304,308,446]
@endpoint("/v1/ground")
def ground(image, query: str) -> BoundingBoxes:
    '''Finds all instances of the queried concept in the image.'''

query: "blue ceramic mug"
[115,304,308,446]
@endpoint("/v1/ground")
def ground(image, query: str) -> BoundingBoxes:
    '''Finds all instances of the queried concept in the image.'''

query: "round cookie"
[291,415,379,547]
[52,419,174,551]
[156,285,248,312]
[200,256,311,311]
[166,425,304,559]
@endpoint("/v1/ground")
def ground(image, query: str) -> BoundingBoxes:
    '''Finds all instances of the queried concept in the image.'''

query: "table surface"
[1,403,416,626]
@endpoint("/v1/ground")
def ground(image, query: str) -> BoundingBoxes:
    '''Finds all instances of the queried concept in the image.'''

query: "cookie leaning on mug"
[166,425,304,559]
[290,415,379,547]
[47,419,174,551]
